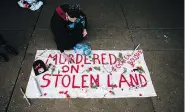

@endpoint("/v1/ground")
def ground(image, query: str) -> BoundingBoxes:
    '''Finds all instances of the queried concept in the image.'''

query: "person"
[50,4,88,62]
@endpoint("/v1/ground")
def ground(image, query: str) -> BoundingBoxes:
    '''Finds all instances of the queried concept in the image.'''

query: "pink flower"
[89,67,93,71]
[64,91,68,94]
[23,76,27,80]
[113,84,118,88]
[66,94,70,98]
[59,91,64,94]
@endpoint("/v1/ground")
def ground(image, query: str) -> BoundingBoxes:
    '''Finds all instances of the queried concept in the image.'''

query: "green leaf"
[116,58,120,61]
[92,85,97,89]
[91,83,98,89]
[118,53,123,58]
[51,67,55,75]
[93,67,101,71]
[110,91,115,95]
[123,67,127,73]
[86,69,90,73]
[93,66,97,69]
[112,91,115,95]
[91,58,95,62]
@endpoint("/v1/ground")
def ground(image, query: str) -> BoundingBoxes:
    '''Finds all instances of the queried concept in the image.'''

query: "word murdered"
[45,53,118,65]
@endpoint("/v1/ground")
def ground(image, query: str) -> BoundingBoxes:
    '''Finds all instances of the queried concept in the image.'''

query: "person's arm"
[80,11,88,30]
[70,22,84,42]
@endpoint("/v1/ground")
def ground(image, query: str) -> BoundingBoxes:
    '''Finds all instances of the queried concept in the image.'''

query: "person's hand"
[69,18,77,22]
[83,29,87,37]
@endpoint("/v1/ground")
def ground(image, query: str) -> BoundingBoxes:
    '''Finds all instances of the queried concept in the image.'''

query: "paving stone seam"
[149,98,157,112]
[130,28,184,30]
[164,69,184,81]
[139,49,184,51]
[119,4,137,50]
[119,3,130,30]
[0,29,34,31]
[5,7,44,112]
[120,3,157,112]
[127,30,136,46]
[33,28,184,31]
[34,28,128,30]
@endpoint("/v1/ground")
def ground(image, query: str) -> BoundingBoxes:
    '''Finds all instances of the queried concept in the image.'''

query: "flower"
[64,91,68,94]
[59,91,64,94]
[66,94,70,98]
[89,67,93,71]
[113,84,117,88]
[23,76,27,80]
[109,90,115,95]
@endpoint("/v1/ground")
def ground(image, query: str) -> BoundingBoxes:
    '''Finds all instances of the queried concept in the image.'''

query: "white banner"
[26,50,156,98]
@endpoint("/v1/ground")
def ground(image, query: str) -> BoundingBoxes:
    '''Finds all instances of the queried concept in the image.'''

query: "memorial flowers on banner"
[25,50,157,98]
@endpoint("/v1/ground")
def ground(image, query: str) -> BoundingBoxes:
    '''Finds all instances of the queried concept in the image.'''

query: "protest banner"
[25,50,156,98]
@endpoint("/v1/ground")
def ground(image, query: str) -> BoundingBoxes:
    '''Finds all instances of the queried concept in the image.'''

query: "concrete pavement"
[0,0,183,112]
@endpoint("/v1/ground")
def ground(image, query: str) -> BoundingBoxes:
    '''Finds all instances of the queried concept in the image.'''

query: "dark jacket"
[50,4,87,52]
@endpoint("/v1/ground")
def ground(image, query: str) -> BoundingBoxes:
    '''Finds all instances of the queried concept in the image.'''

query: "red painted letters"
[41,74,51,88]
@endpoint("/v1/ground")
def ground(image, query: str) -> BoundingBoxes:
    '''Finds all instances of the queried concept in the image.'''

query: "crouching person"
[50,4,88,62]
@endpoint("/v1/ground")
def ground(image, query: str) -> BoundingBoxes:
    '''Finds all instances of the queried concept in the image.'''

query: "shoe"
[0,53,9,62]
[3,45,18,56]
